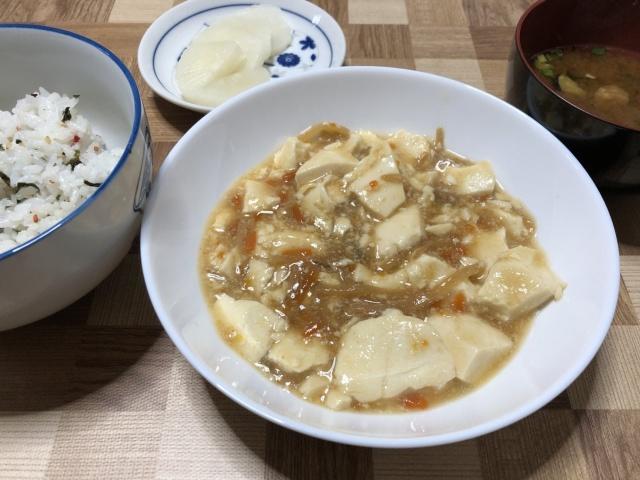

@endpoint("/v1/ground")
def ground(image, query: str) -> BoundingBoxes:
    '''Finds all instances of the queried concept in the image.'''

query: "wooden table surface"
[2,0,640,478]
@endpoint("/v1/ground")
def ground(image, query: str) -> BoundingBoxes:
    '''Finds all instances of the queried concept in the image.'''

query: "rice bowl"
[0,24,151,330]
[0,88,123,252]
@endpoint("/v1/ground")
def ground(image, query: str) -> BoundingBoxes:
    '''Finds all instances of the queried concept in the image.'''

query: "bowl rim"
[0,23,142,263]
[141,66,619,448]
[137,0,347,113]
[514,0,640,134]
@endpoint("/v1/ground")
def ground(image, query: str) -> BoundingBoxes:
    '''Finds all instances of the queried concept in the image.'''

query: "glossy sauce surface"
[199,124,564,412]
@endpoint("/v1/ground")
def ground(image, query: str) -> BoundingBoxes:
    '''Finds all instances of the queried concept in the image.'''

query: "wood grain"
[409,26,476,59]
[109,0,174,23]
[348,0,408,25]
[477,59,508,98]
[347,25,414,59]
[0,0,638,478]
[477,410,589,480]
[463,0,533,27]
[264,426,373,480]
[406,0,469,27]
[87,255,159,327]
[0,0,115,23]
[578,410,640,479]
[621,256,640,319]
[373,442,482,479]
[415,58,485,89]
[470,26,515,60]
[568,326,640,410]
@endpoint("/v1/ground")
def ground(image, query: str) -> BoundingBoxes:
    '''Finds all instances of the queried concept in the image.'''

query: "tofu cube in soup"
[466,227,508,268]
[299,375,330,399]
[353,254,453,290]
[245,259,273,295]
[348,153,406,218]
[213,294,287,363]
[295,149,357,185]
[476,246,565,321]
[430,314,513,383]
[273,137,308,171]
[297,179,341,232]
[374,205,423,258]
[334,309,455,403]
[440,161,496,196]
[242,180,279,213]
[324,390,353,410]
[266,330,330,373]
[199,124,565,412]
[388,129,431,162]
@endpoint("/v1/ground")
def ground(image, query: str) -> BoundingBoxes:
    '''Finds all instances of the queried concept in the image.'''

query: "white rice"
[0,88,122,254]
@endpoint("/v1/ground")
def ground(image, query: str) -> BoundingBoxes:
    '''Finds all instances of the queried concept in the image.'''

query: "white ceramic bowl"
[141,66,619,447]
[138,0,346,112]
[0,25,152,330]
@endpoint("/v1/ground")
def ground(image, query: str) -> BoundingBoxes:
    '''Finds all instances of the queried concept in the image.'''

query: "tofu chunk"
[299,375,330,398]
[374,205,423,258]
[242,180,279,213]
[441,161,496,196]
[256,228,325,257]
[273,137,308,171]
[348,154,406,218]
[404,254,454,288]
[353,254,453,290]
[318,271,341,287]
[476,246,565,321]
[352,264,408,290]
[297,179,341,233]
[425,223,454,236]
[213,294,287,363]
[388,130,431,163]
[466,228,508,268]
[212,208,234,232]
[245,259,274,295]
[334,309,455,402]
[487,206,530,240]
[295,149,357,185]
[209,245,241,278]
[267,331,330,373]
[324,390,352,410]
[430,314,513,383]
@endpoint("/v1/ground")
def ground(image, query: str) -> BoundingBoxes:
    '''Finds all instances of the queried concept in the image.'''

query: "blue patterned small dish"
[138,0,346,113]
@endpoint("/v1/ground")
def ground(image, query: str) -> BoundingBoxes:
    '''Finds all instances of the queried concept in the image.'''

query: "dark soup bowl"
[507,0,640,188]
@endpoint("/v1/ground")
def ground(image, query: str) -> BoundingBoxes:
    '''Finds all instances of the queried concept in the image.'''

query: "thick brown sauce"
[199,125,541,412]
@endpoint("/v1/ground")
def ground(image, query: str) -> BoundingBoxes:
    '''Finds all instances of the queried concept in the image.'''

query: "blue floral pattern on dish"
[299,36,316,50]
[267,31,319,78]
[277,53,300,67]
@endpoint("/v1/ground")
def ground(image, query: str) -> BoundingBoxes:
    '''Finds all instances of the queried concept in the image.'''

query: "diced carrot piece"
[402,391,428,410]
[230,192,243,208]
[291,204,305,223]
[451,291,467,312]
[282,170,296,184]
[438,245,465,265]
[243,229,257,253]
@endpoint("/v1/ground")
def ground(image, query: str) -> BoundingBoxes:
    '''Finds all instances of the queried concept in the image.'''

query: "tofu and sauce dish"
[199,122,565,412]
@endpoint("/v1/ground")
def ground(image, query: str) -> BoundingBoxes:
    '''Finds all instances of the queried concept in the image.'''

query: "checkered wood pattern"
[2,0,639,478]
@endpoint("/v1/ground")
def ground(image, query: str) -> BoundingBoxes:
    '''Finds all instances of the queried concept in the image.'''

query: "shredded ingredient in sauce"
[199,124,565,412]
